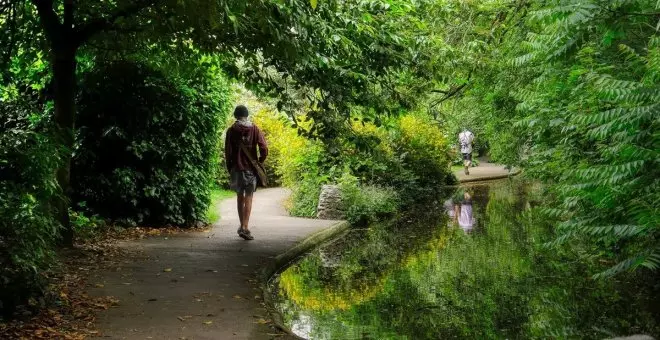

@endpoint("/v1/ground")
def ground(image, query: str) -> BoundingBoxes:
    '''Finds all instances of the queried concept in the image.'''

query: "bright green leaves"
[310,0,317,10]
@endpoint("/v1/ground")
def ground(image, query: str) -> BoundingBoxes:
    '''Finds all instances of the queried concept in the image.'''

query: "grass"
[451,165,464,173]
[206,188,235,223]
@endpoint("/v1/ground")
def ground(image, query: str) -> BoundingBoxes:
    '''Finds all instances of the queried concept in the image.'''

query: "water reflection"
[270,180,659,339]
[445,190,475,233]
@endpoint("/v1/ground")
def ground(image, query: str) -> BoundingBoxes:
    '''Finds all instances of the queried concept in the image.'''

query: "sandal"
[237,228,254,240]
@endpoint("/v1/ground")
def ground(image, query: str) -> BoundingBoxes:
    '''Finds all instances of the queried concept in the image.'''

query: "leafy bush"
[338,173,399,226]
[348,114,456,206]
[69,206,107,241]
[0,98,60,317]
[73,60,231,226]
[251,108,330,217]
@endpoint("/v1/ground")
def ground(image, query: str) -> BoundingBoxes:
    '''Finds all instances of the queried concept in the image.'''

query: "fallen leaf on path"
[94,283,104,288]
[202,321,213,325]
[177,316,186,322]
[232,295,241,299]
[163,268,172,272]
[254,319,270,324]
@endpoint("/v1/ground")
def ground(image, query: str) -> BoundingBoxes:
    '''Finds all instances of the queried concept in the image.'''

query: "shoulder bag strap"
[238,142,268,187]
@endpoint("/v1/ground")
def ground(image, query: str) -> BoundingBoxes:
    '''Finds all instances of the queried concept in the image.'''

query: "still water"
[269,180,659,339]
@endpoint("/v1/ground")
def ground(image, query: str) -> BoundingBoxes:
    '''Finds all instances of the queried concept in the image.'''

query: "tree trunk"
[52,49,77,247]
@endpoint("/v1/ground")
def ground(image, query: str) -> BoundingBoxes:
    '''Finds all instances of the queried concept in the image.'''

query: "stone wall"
[316,185,345,220]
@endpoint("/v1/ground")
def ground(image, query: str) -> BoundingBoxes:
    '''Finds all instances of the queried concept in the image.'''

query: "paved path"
[90,188,339,340]
[455,161,519,183]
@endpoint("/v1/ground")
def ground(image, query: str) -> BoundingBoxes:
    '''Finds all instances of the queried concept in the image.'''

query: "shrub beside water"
[339,173,399,226]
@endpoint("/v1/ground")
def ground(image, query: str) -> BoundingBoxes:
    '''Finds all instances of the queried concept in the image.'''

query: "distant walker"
[459,129,475,175]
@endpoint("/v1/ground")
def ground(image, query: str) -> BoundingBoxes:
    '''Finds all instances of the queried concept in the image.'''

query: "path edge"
[458,168,522,183]
[258,220,351,339]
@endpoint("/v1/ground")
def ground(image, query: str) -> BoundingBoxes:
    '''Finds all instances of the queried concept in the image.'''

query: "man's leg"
[242,194,254,230]
[236,193,245,228]
[463,153,470,175]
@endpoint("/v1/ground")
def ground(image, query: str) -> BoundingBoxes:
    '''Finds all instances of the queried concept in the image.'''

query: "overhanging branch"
[431,89,449,94]
[430,82,468,108]
[74,0,158,46]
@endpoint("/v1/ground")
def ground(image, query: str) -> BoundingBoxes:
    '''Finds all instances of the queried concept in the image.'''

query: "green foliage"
[428,0,660,277]
[345,114,456,206]
[250,104,455,219]
[249,105,330,217]
[0,96,60,317]
[68,206,106,241]
[287,145,329,217]
[72,60,230,226]
[509,1,660,277]
[338,172,399,226]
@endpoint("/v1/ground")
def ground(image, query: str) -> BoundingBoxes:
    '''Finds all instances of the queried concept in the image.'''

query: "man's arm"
[224,130,233,171]
[256,127,269,163]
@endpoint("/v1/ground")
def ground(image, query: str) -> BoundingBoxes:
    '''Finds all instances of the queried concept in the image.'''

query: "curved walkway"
[455,160,519,183]
[90,167,514,339]
[90,188,341,339]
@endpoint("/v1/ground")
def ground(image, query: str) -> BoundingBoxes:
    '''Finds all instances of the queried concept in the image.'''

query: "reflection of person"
[456,191,475,233]
[224,105,268,240]
[445,190,475,233]
[458,129,475,175]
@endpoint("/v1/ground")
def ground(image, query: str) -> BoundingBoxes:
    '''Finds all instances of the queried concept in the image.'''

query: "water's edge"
[259,220,351,339]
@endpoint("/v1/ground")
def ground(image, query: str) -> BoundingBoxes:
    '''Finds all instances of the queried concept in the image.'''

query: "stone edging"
[458,168,522,183]
[258,220,351,340]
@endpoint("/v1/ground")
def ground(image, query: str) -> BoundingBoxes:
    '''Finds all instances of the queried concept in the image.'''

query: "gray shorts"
[230,170,257,195]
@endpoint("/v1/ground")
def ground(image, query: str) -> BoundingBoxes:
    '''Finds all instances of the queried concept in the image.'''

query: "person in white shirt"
[458,129,475,175]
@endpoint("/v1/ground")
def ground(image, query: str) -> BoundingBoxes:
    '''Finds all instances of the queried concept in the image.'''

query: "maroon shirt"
[224,120,268,172]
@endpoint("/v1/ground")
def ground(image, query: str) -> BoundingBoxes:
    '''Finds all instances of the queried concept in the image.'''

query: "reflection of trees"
[278,210,451,312]
[276,181,538,339]
[276,180,660,339]
[399,183,534,338]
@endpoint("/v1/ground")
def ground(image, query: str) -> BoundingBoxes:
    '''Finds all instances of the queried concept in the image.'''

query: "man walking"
[224,105,268,240]
[458,129,474,175]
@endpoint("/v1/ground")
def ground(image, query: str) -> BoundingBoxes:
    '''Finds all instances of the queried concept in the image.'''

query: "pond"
[269,179,659,339]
